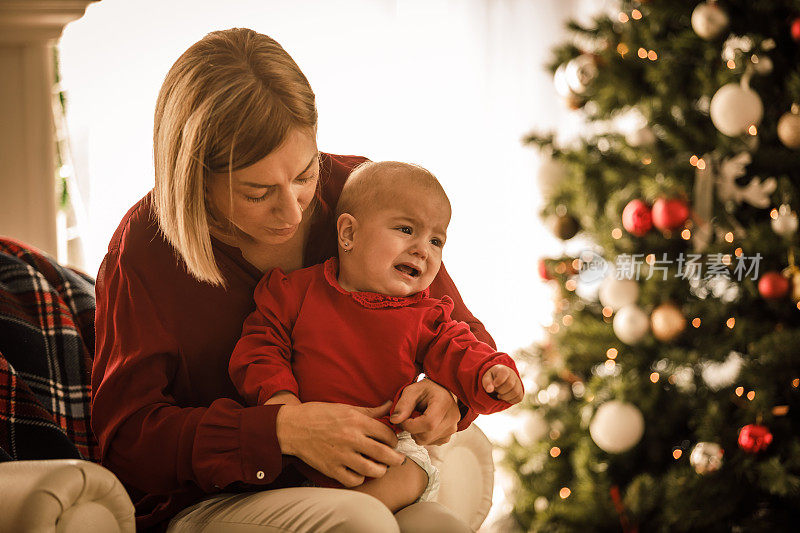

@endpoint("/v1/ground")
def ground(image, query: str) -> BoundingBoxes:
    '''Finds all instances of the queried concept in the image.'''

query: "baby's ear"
[336,213,357,247]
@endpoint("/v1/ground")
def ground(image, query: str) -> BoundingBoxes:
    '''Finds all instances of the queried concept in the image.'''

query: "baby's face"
[345,189,450,297]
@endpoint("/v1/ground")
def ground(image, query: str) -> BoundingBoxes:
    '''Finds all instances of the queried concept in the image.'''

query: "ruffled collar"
[323,257,429,309]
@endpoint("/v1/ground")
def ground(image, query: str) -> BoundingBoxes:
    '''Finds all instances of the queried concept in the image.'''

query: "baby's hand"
[482,365,524,404]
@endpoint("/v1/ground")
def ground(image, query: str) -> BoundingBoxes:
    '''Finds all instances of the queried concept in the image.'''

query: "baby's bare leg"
[352,457,428,512]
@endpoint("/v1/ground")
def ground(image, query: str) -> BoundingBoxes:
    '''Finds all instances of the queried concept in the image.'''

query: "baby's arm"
[229,268,302,406]
[418,297,524,414]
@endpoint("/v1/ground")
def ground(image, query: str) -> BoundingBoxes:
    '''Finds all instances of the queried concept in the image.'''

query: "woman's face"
[206,128,320,245]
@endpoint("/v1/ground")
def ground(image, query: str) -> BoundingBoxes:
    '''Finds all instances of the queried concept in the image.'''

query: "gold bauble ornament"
[777,104,800,149]
[651,303,687,342]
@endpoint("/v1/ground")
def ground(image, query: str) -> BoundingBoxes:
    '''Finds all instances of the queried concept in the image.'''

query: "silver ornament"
[689,441,724,474]
[553,64,573,98]
[564,54,598,95]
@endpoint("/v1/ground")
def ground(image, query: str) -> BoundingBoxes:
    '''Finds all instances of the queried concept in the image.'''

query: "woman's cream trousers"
[167,486,472,532]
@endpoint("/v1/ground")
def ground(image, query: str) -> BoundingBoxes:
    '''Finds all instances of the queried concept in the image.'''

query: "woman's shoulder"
[319,152,370,203]
[103,191,181,276]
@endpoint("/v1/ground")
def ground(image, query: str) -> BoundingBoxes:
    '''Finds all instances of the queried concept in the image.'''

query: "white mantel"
[0,0,97,257]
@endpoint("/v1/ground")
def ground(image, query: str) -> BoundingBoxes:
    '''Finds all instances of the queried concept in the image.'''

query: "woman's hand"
[276,401,405,487]
[389,378,461,445]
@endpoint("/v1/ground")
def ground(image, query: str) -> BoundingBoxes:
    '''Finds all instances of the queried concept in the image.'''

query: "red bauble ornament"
[622,199,652,236]
[791,17,800,42]
[651,197,690,231]
[738,424,773,453]
[538,258,554,281]
[758,271,790,300]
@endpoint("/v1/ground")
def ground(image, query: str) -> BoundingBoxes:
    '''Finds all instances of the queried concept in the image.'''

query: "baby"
[229,161,524,511]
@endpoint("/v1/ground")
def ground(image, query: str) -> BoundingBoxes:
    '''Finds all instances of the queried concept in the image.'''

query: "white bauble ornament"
[537,157,567,197]
[589,401,645,453]
[689,442,724,474]
[691,2,729,40]
[613,305,650,344]
[777,104,800,149]
[598,276,639,311]
[564,54,598,95]
[514,410,549,447]
[700,351,744,391]
[772,204,799,238]
[710,82,764,136]
[553,64,573,98]
[625,126,657,147]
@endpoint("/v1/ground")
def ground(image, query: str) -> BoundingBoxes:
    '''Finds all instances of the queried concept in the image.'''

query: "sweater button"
[256,470,265,480]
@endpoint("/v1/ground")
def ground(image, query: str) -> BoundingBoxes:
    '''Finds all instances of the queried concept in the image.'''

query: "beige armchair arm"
[428,424,495,531]
[0,459,135,533]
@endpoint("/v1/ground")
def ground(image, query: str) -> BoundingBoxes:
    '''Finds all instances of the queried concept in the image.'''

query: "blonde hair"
[335,161,450,220]
[153,28,317,286]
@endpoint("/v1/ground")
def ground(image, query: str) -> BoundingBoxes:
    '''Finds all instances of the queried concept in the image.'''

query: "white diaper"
[395,431,440,502]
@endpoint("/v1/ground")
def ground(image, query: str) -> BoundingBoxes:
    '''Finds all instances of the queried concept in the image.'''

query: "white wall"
[61,0,583,355]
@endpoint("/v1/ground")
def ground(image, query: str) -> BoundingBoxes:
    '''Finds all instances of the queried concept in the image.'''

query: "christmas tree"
[503,1,800,531]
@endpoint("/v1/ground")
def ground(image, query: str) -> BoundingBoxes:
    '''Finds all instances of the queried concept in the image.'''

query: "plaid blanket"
[0,238,99,462]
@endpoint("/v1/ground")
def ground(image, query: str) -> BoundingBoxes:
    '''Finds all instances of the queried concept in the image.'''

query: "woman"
[92,28,497,532]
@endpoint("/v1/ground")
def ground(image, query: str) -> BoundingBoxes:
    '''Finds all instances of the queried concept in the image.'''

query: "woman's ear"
[336,213,357,250]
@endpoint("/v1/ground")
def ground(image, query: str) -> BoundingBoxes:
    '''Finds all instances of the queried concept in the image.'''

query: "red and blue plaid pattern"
[0,238,99,462]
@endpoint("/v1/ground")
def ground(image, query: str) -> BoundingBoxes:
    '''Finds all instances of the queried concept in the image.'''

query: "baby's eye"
[431,238,444,248]
[396,226,413,235]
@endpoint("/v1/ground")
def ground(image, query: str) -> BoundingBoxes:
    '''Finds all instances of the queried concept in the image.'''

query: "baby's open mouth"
[394,264,421,278]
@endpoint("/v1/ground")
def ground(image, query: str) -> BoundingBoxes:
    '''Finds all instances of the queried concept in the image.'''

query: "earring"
[343,242,352,253]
